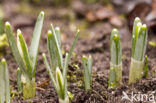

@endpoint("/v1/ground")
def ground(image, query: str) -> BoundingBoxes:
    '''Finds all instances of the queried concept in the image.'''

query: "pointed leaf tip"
[47,30,52,36]
[17,29,22,35]
[112,28,118,32]
[55,27,60,31]
[82,55,87,60]
[42,53,45,57]
[141,24,147,30]
[40,11,44,16]
[5,21,10,27]
[1,58,6,63]
[135,17,141,21]
[77,29,80,33]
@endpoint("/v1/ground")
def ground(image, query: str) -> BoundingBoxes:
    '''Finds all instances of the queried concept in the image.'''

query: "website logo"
[122,91,155,102]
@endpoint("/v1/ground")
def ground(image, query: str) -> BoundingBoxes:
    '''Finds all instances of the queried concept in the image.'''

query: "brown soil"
[1,0,156,103]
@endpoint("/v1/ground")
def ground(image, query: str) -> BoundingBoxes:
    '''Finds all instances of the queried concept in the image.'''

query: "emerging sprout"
[108,68,116,88]
[109,28,122,88]
[129,17,148,84]
[42,25,79,103]
[0,59,10,103]
[144,55,148,78]
[82,55,92,91]
[5,11,44,98]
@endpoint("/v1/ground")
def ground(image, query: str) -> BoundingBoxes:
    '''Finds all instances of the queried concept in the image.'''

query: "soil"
[1,0,156,103]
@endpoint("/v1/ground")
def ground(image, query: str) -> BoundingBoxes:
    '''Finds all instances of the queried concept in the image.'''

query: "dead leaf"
[95,7,115,20]
[109,16,123,27]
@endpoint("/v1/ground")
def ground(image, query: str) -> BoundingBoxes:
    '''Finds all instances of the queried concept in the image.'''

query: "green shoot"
[42,25,79,103]
[5,11,44,98]
[109,28,122,88]
[129,17,148,84]
[0,59,10,103]
[144,55,148,78]
[108,68,116,88]
[82,55,92,91]
[0,8,4,35]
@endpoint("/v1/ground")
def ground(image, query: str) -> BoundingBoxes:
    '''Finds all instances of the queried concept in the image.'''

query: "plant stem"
[110,63,122,86]
[129,58,144,84]
[21,75,36,99]
[108,68,116,88]
[59,96,69,103]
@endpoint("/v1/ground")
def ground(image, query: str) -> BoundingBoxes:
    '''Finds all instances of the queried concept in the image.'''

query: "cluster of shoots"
[82,55,92,91]
[108,28,122,88]
[5,11,44,98]
[0,59,10,103]
[0,9,149,102]
[42,24,80,103]
[108,17,148,87]
[129,17,148,84]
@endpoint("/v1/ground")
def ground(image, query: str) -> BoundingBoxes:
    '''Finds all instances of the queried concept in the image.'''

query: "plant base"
[110,62,122,86]
[129,58,144,84]
[22,78,36,99]
[59,96,69,103]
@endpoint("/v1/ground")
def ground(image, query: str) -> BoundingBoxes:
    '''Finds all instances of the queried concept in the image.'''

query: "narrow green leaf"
[17,68,22,92]
[110,29,122,65]
[0,59,5,103]
[51,25,63,69]
[47,30,60,70]
[66,29,80,66]
[134,24,147,61]
[63,29,80,75]
[1,59,10,103]
[5,22,28,76]
[82,56,90,90]
[132,22,142,58]
[42,53,58,91]
[55,27,61,48]
[88,55,92,85]
[132,17,141,57]
[0,18,4,35]
[56,67,65,99]
[29,11,44,76]
[17,29,32,77]
[144,55,148,78]
[63,53,68,98]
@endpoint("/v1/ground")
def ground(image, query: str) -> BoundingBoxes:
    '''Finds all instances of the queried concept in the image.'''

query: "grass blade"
[63,29,80,75]
[1,59,10,103]
[67,30,80,65]
[132,17,141,57]
[56,67,65,99]
[88,55,92,85]
[51,25,63,69]
[29,11,44,76]
[134,24,147,61]
[0,60,5,103]
[17,68,22,92]
[42,53,58,91]
[5,22,27,76]
[55,27,61,48]
[110,29,122,65]
[82,56,90,90]
[17,29,32,76]
[144,55,148,78]
[63,53,68,98]
[47,30,60,70]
